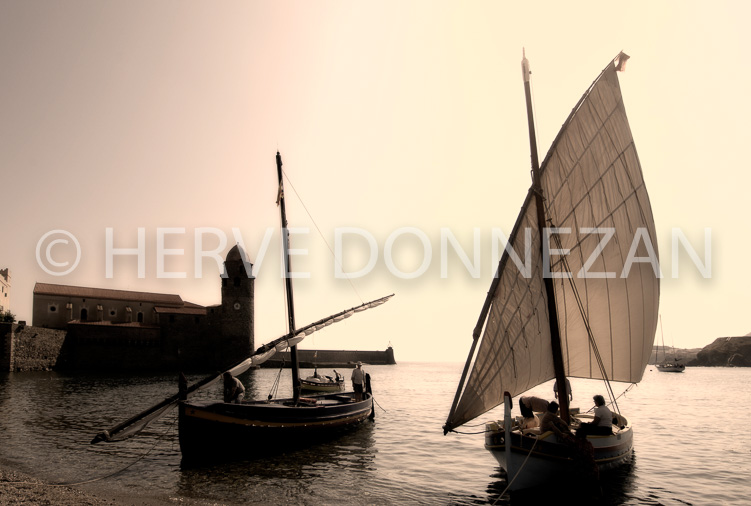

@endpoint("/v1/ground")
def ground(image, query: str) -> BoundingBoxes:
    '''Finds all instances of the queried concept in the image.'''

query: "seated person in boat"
[539,401,573,441]
[576,394,613,436]
[223,372,245,404]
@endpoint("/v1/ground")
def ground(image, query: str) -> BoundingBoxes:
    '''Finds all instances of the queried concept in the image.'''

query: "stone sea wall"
[1,322,397,372]
[261,347,396,368]
[0,323,67,372]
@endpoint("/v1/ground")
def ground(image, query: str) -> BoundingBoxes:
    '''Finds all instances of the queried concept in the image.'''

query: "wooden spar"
[276,151,301,404]
[521,50,570,424]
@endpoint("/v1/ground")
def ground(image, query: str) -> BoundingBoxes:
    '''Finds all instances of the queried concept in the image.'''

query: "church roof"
[226,244,252,264]
[33,282,184,307]
[154,301,207,315]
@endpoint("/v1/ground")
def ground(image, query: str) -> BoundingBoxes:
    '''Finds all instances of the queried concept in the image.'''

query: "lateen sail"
[92,293,393,443]
[445,56,659,432]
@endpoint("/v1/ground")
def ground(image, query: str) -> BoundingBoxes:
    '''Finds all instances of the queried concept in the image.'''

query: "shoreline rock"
[688,336,751,367]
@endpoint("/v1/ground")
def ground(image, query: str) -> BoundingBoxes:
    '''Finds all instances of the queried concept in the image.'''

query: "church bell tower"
[220,245,255,362]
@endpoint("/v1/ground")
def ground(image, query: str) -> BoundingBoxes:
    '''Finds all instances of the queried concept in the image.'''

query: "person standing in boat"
[576,394,613,436]
[553,378,572,402]
[223,372,245,404]
[351,361,366,401]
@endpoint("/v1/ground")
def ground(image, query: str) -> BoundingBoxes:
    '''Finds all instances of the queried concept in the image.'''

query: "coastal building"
[0,268,10,313]
[28,245,255,371]
[32,283,189,328]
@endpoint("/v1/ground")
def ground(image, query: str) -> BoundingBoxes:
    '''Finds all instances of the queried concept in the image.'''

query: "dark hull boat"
[91,152,392,460]
[179,392,374,462]
[176,152,387,462]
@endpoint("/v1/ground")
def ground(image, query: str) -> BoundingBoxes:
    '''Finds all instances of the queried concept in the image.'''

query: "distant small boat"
[656,360,685,373]
[300,369,345,392]
[656,316,685,373]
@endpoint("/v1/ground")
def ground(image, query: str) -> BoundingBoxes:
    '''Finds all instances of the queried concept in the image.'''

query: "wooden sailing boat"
[177,152,389,461]
[299,370,345,392]
[92,152,392,462]
[443,52,660,491]
[656,316,685,372]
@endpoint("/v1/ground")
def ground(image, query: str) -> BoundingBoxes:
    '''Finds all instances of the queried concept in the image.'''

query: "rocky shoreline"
[0,464,116,505]
[0,462,222,505]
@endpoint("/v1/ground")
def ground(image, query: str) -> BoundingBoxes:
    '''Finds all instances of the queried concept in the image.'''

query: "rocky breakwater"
[688,335,751,367]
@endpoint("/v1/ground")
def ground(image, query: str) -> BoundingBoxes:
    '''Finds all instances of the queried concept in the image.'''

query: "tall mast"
[276,151,301,403]
[521,50,570,423]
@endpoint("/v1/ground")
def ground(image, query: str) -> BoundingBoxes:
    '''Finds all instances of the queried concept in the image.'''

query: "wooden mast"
[276,151,301,403]
[521,50,570,423]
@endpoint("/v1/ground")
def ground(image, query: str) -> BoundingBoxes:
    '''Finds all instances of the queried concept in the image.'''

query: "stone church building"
[30,245,254,371]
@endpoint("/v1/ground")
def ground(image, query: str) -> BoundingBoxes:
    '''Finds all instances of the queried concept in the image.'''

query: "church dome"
[226,245,249,263]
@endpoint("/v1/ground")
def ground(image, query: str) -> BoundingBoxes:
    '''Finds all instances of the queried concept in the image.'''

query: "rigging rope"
[493,435,540,504]
[547,221,621,414]
[268,358,286,400]
[372,395,387,413]
[281,169,364,305]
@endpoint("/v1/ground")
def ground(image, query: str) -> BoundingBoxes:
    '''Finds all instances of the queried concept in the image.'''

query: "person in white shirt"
[351,361,366,401]
[576,394,613,436]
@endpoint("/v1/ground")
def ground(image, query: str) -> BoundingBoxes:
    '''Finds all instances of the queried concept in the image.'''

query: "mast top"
[522,48,531,83]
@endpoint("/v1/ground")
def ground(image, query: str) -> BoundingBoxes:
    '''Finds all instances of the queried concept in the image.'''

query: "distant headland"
[650,333,751,367]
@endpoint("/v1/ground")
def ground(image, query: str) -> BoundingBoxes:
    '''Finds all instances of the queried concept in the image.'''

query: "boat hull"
[656,363,685,372]
[484,418,633,491]
[179,392,373,462]
[299,377,345,393]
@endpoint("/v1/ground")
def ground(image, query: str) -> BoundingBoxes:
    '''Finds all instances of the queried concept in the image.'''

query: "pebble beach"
[0,465,116,505]
[0,463,213,506]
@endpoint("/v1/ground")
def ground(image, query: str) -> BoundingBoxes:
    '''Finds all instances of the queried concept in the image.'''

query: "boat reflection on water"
[176,421,376,503]
[485,451,638,503]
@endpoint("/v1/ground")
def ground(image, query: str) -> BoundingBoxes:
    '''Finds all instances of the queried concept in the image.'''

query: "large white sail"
[445,57,659,432]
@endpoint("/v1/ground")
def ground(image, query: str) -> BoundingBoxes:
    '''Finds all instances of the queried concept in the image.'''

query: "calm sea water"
[0,363,749,505]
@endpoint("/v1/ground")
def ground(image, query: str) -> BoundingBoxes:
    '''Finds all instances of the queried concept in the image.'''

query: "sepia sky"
[1,1,749,362]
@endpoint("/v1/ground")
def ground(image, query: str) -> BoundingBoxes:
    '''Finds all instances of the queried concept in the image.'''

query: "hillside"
[687,335,751,367]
